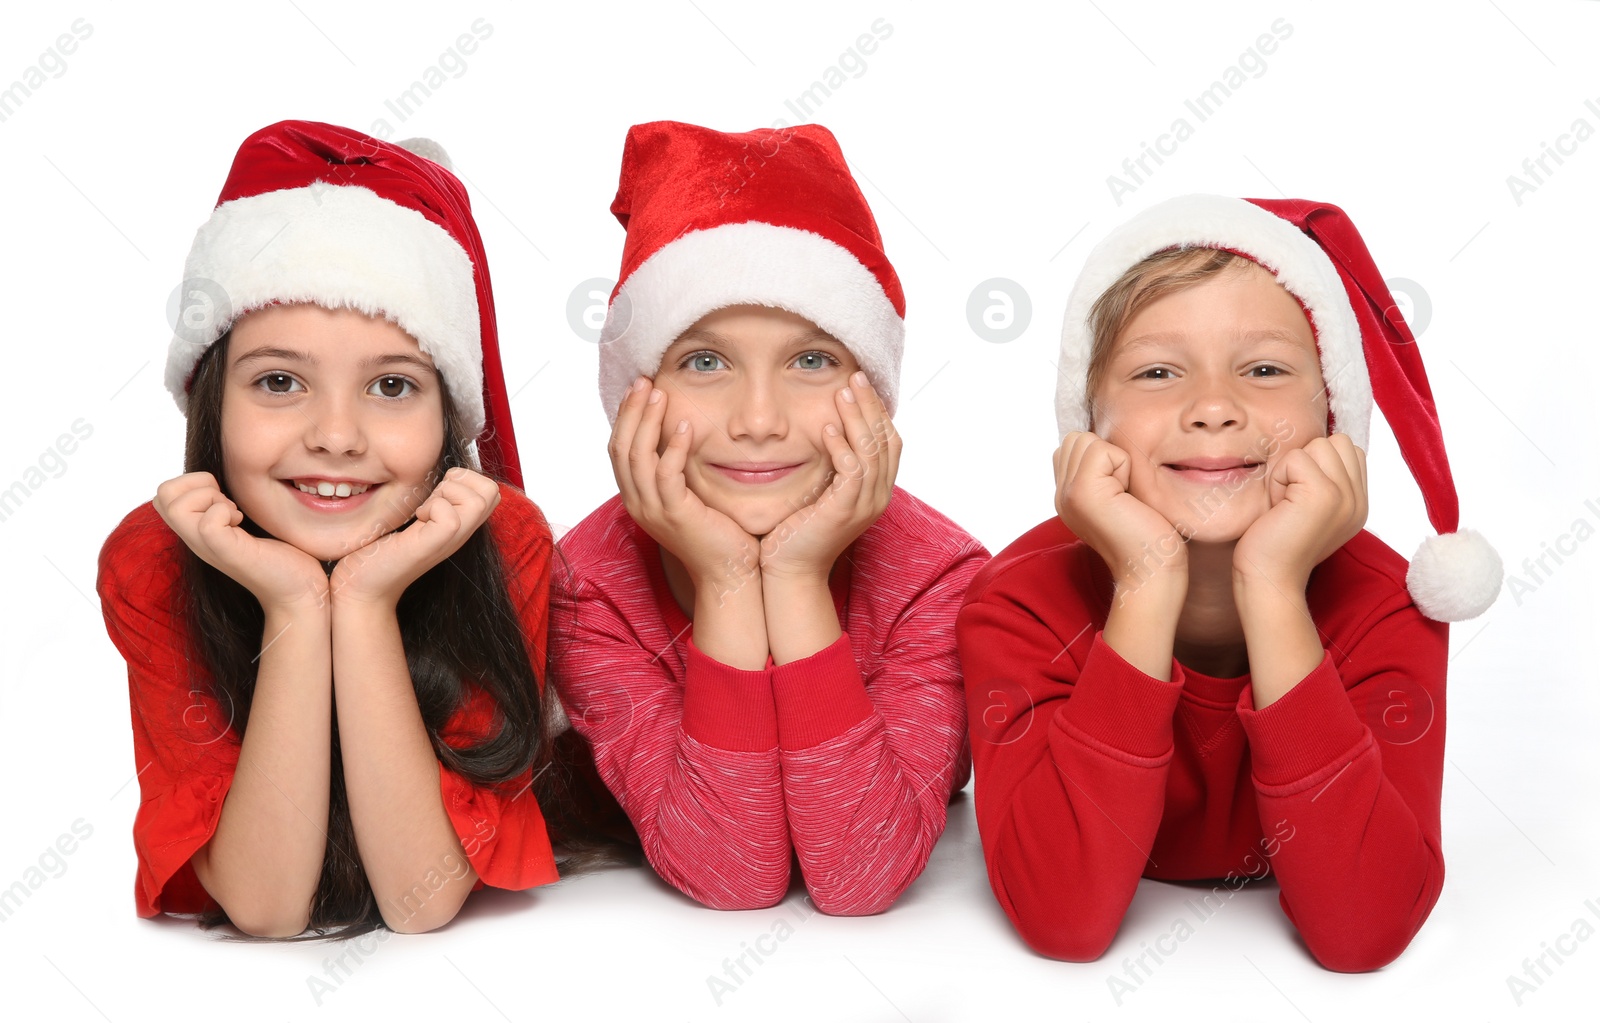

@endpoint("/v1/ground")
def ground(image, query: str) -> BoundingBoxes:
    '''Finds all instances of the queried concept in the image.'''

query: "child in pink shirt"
[551,121,989,914]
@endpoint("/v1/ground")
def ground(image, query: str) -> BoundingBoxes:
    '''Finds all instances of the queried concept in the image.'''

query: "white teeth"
[295,480,369,498]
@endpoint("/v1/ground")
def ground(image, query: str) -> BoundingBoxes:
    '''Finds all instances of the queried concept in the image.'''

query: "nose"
[303,391,367,459]
[725,370,787,442]
[1184,375,1246,431]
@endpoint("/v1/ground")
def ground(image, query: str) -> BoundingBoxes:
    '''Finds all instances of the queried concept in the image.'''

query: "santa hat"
[1056,194,1501,622]
[164,120,522,488]
[597,120,905,421]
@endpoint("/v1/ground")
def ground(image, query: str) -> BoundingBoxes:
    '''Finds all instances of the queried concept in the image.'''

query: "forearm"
[192,604,332,936]
[331,602,478,933]
[689,558,770,670]
[1102,570,1185,681]
[1235,573,1324,709]
[762,570,840,666]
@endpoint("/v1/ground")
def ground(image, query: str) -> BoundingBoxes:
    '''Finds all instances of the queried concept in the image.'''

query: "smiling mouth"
[1164,462,1263,472]
[710,462,803,483]
[289,479,373,499]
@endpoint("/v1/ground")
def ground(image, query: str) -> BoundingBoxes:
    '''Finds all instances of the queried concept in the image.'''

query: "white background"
[1,1,1597,1020]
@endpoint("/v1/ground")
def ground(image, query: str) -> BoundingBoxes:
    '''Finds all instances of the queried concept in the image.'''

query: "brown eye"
[370,376,413,398]
[260,373,300,393]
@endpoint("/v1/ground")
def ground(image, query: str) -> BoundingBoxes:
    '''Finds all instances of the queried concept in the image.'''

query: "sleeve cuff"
[681,637,779,752]
[1236,651,1367,787]
[1057,633,1186,759]
[770,633,876,751]
[131,773,229,917]
[440,766,560,891]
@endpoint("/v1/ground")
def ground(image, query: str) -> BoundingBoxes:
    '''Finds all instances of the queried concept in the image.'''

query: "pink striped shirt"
[550,488,988,914]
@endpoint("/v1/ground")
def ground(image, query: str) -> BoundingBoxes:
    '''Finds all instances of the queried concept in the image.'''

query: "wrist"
[1232,564,1309,607]
[759,561,831,589]
[261,589,333,624]
[1111,561,1187,611]
[328,588,401,622]
[683,544,760,594]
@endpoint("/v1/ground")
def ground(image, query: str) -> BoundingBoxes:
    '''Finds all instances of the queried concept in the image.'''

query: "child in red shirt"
[958,196,1501,970]
[97,121,571,937]
[551,121,989,914]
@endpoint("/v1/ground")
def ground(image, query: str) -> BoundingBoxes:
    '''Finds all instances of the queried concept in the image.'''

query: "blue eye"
[256,372,303,394]
[369,375,416,398]
[793,351,840,371]
[682,352,725,373]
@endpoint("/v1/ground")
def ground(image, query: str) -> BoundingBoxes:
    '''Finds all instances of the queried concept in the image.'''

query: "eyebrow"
[232,346,437,373]
[1114,330,1311,354]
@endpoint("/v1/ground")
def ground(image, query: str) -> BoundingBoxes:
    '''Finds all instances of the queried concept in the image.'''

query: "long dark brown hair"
[179,331,619,939]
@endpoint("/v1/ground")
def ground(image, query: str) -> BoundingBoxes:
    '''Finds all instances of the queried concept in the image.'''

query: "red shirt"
[96,484,561,917]
[957,518,1448,972]
[551,489,989,915]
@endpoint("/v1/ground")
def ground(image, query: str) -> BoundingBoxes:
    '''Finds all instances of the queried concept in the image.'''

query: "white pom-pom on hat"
[1408,529,1504,623]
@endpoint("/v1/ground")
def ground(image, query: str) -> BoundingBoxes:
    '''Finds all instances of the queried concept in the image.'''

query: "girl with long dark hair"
[96,121,579,938]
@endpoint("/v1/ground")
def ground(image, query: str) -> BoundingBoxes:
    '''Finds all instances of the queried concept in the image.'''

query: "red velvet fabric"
[606,120,905,318]
[205,120,522,489]
[1248,198,1458,535]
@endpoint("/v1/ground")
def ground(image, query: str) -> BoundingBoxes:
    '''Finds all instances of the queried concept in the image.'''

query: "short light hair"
[1085,247,1250,423]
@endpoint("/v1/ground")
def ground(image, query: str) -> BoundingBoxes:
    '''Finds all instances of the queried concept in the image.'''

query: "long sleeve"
[772,542,986,915]
[959,564,1186,959]
[551,562,789,910]
[97,505,236,917]
[1235,598,1448,972]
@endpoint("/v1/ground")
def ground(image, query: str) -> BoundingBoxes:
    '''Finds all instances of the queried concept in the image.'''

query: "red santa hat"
[1056,194,1502,622]
[597,120,905,421]
[164,120,522,488]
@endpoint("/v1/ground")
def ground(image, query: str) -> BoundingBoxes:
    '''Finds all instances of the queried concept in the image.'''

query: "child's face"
[1092,261,1329,544]
[655,304,860,537]
[220,304,447,562]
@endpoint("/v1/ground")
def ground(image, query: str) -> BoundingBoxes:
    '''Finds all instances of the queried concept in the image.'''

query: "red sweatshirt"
[96,484,561,918]
[957,517,1448,972]
[550,488,989,915]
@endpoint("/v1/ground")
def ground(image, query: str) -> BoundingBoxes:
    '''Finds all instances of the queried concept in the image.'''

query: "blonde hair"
[1085,247,1251,423]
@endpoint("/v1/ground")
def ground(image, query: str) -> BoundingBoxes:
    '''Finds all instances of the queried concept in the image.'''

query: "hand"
[1053,432,1188,588]
[329,467,500,609]
[1233,434,1368,591]
[608,376,759,589]
[154,471,327,611]
[760,371,900,581]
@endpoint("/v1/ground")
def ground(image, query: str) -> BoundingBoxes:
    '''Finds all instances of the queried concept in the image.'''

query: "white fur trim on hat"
[1056,194,1372,450]
[165,183,484,436]
[597,221,905,422]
